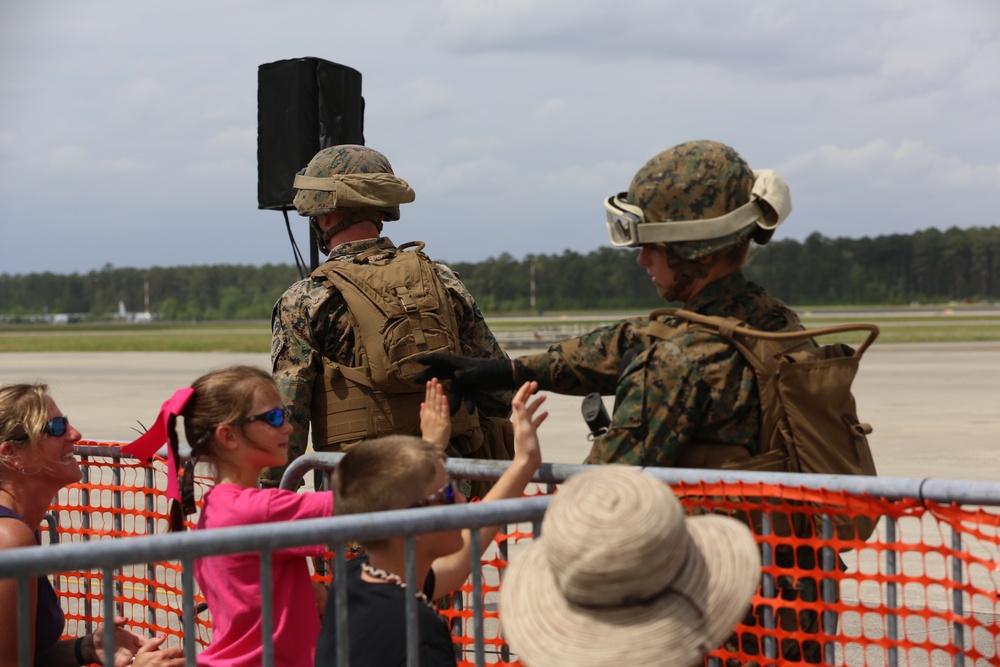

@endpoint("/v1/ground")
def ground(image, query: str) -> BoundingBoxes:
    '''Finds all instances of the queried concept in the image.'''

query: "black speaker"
[257,58,365,211]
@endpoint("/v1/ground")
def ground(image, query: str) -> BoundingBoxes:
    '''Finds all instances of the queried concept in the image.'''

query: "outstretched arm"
[430,381,547,597]
[414,353,515,416]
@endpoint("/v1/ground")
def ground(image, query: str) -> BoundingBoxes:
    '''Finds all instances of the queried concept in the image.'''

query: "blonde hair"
[334,435,445,515]
[0,384,50,476]
[334,436,446,547]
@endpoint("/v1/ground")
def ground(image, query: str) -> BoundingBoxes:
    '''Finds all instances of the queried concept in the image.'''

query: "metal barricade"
[6,444,1000,666]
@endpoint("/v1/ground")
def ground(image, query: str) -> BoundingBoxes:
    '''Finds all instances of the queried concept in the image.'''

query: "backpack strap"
[654,308,880,358]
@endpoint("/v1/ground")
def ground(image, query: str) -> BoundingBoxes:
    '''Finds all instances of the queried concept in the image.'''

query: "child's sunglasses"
[411,479,461,508]
[235,408,288,428]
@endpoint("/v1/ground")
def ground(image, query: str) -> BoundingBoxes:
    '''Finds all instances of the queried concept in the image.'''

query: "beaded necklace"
[361,562,439,614]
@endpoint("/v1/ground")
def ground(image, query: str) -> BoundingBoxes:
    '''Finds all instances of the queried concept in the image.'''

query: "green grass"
[0,322,272,353]
[1,312,998,352]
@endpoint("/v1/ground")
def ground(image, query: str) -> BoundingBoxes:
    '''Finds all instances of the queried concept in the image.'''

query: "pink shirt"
[193,484,334,667]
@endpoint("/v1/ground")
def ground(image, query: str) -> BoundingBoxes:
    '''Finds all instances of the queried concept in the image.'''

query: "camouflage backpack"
[309,241,482,453]
[647,308,880,543]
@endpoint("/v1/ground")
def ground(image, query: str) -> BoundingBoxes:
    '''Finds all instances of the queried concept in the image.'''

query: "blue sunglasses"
[44,417,70,437]
[236,408,288,428]
[410,479,461,508]
[10,416,70,442]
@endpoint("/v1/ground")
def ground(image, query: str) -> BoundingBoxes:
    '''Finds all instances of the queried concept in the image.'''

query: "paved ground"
[4,344,998,664]
[1,341,998,480]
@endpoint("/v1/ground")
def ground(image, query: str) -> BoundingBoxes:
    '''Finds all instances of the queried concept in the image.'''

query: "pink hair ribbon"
[122,387,195,503]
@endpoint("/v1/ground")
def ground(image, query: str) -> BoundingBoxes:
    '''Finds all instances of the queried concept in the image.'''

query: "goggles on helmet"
[604,170,791,249]
[604,194,646,248]
[605,192,769,249]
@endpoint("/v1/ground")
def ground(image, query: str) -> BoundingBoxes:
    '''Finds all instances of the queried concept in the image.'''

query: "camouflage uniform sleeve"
[585,329,761,467]
[584,339,700,466]
[263,281,321,487]
[512,318,647,396]
[436,262,513,419]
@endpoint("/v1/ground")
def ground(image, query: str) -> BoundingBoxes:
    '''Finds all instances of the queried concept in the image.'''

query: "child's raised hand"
[511,381,546,468]
[420,378,451,448]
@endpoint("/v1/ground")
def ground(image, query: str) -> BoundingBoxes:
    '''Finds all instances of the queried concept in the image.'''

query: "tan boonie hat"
[499,467,761,667]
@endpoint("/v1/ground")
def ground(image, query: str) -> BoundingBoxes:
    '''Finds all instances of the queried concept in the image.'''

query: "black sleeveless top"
[0,505,66,664]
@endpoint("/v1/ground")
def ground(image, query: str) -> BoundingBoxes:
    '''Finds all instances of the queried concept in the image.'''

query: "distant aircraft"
[27,308,85,324]
[114,278,158,322]
[49,312,84,324]
[117,300,154,323]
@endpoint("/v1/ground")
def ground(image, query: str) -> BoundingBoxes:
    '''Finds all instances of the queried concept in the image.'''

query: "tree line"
[1,226,998,321]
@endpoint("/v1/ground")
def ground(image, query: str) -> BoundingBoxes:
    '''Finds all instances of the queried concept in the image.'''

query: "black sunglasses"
[9,416,70,442]
[235,408,288,428]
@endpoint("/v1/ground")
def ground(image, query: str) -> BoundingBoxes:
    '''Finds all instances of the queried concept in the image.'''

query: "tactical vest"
[645,308,879,544]
[309,241,482,453]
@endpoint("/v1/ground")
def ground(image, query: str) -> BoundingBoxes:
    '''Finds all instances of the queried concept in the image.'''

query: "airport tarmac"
[1,342,998,481]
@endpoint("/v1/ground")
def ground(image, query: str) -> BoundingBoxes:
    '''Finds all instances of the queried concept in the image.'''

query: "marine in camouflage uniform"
[417,141,830,664]
[511,271,799,467]
[264,145,512,494]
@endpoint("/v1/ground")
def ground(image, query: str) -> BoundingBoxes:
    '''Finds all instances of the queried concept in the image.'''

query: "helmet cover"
[293,145,414,220]
[626,141,755,259]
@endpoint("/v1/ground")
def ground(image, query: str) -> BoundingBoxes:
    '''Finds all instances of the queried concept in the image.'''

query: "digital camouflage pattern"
[511,271,801,466]
[627,140,756,260]
[293,145,408,221]
[512,141,824,663]
[510,271,828,664]
[266,236,513,488]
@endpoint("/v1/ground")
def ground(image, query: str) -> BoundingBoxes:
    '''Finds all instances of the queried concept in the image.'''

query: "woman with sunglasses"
[126,365,336,667]
[0,383,184,666]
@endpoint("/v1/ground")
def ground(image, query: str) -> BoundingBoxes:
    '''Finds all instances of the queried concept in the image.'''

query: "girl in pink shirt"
[129,365,333,667]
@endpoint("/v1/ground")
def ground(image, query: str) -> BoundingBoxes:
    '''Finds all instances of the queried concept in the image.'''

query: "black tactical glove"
[414,353,514,415]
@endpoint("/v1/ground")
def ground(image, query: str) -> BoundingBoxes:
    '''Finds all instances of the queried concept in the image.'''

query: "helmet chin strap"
[660,245,714,302]
[309,217,335,255]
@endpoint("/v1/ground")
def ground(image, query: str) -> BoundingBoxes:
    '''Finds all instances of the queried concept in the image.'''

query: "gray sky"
[1,0,998,277]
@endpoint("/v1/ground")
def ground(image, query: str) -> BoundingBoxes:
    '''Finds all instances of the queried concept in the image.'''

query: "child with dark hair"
[315,381,547,667]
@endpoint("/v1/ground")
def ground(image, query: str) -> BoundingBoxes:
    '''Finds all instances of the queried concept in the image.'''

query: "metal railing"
[5,453,1000,666]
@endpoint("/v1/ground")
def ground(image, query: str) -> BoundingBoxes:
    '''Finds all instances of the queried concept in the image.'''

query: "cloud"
[429,0,888,75]
[448,135,505,153]
[122,76,167,104]
[783,140,1000,194]
[422,155,520,196]
[387,77,456,121]
[1,0,998,274]
[209,126,257,152]
[532,98,575,126]
[542,160,636,196]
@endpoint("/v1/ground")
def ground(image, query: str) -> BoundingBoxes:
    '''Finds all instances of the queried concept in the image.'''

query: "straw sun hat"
[499,466,761,667]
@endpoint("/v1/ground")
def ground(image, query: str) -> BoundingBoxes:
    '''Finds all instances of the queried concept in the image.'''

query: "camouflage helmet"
[292,145,415,220]
[604,140,791,259]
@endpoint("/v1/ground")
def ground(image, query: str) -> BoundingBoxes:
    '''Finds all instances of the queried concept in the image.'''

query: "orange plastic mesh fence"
[49,442,212,651]
[49,444,1000,666]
